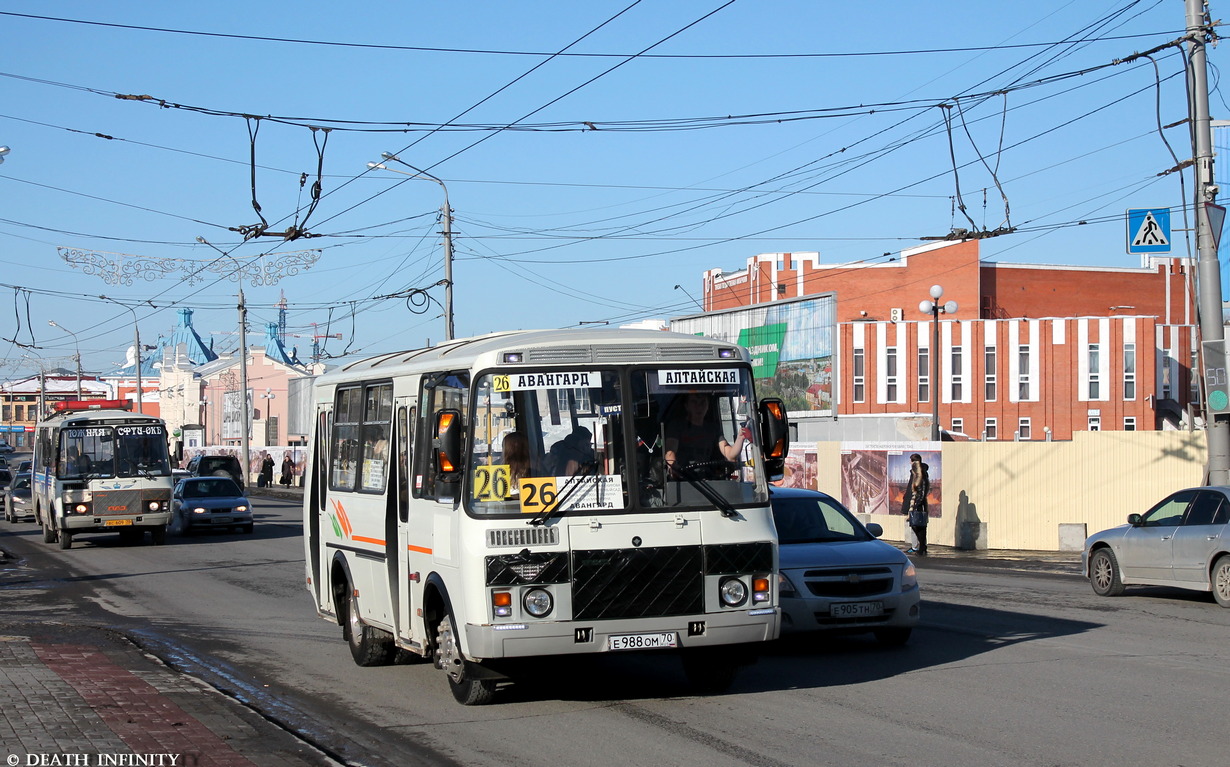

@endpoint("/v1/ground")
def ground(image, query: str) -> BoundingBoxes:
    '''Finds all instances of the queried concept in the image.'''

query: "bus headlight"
[719,576,748,607]
[523,588,553,618]
[147,500,163,511]
[72,503,91,515]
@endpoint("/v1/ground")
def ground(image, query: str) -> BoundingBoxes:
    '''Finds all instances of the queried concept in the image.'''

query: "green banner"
[738,323,787,379]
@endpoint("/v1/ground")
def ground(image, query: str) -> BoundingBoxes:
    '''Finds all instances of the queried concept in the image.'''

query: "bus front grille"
[91,489,164,516]
[572,546,703,621]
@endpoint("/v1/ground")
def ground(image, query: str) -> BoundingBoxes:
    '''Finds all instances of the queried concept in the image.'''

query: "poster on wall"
[779,444,818,490]
[840,442,942,518]
[669,294,836,417]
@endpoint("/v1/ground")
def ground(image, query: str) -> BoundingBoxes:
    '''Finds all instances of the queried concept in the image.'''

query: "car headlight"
[192,507,208,514]
[901,561,918,590]
[778,572,799,598]
[719,576,749,607]
[523,588,553,618]
[235,505,248,512]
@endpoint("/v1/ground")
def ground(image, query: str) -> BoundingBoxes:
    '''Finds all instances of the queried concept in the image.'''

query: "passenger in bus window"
[66,446,91,476]
[663,392,745,477]
[502,431,531,490]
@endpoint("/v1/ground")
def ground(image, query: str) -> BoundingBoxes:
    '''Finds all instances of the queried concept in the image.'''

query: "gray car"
[3,472,32,523]
[1083,486,1230,607]
[772,487,920,645]
[173,477,254,534]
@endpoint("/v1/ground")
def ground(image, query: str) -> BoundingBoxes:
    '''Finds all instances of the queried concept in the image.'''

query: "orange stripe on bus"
[407,544,432,554]
[352,535,385,546]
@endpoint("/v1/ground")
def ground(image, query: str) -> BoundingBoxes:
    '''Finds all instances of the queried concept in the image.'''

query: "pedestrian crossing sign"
[1126,207,1171,254]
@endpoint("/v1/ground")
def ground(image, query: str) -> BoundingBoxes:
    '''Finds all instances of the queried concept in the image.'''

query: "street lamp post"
[367,153,455,341]
[47,320,83,400]
[918,285,958,442]
[197,237,251,487]
[100,298,144,414]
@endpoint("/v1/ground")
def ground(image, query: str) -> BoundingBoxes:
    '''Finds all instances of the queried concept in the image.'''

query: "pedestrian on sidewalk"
[260,453,274,488]
[280,455,294,487]
[904,453,930,555]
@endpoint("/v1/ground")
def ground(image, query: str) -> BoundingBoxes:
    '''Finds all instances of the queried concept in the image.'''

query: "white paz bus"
[303,328,790,704]
[33,400,174,549]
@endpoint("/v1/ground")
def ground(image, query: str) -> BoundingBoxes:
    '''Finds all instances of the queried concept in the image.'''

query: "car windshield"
[182,479,242,498]
[772,494,873,544]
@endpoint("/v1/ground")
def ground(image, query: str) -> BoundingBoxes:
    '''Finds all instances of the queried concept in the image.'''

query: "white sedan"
[1083,486,1230,607]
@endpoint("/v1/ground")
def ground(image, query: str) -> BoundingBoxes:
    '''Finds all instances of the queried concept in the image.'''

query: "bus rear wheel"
[435,614,496,705]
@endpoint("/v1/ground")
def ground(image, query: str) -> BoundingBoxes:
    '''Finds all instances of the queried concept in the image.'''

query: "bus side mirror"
[757,398,789,480]
[434,409,464,477]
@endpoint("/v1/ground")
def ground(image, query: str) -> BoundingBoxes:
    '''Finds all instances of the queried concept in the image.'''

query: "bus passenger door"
[393,401,421,645]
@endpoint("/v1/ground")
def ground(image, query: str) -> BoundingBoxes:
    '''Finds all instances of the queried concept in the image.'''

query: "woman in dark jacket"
[904,453,930,555]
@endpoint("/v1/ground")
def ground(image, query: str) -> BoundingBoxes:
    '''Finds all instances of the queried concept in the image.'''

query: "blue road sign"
[1127,207,1171,254]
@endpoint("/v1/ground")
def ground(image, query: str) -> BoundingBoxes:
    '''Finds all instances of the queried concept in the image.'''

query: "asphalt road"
[2,496,1228,767]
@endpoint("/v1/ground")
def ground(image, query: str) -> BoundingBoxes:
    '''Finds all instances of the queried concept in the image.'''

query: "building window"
[985,346,997,402]
[951,417,964,437]
[1191,349,1200,402]
[885,347,898,403]
[1161,351,1173,399]
[1018,418,1031,440]
[917,347,930,403]
[1088,414,1101,431]
[951,346,964,401]
[1123,343,1136,400]
[853,348,865,403]
[1088,343,1101,399]
[1019,345,1031,399]
[1124,416,1137,431]
[985,417,997,440]
[11,405,20,421]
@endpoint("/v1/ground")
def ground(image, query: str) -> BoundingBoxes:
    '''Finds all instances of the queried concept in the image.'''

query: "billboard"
[671,294,835,417]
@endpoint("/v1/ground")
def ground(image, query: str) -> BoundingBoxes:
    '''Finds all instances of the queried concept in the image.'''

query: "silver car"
[772,487,920,645]
[1083,486,1230,607]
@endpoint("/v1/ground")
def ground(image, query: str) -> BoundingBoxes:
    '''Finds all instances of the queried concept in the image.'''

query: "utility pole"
[1186,0,1230,483]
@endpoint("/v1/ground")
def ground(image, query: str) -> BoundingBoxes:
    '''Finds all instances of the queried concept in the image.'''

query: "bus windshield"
[466,367,768,516]
[59,424,172,480]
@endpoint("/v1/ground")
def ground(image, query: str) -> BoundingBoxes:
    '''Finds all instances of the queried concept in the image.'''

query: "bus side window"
[397,405,414,522]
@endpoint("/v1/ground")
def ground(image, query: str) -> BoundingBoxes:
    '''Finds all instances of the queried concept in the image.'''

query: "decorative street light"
[47,320,83,400]
[918,284,958,442]
[367,153,454,341]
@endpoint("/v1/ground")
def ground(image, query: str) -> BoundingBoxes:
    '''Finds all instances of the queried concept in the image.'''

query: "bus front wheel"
[343,587,394,667]
[57,530,72,550]
[150,525,167,545]
[41,514,56,544]
[435,614,496,705]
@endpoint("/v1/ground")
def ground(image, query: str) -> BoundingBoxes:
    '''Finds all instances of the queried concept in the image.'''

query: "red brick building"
[701,240,1199,439]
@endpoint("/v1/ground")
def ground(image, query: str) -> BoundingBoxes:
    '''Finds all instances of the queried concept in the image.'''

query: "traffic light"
[1202,340,1230,414]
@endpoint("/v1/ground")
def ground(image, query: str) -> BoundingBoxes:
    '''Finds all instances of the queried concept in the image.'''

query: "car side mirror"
[1,486,8,493]
[1127,513,1142,526]
[865,522,884,538]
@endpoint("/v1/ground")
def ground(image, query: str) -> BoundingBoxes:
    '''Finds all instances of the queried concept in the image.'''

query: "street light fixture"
[367,153,455,341]
[918,284,958,442]
[47,320,83,400]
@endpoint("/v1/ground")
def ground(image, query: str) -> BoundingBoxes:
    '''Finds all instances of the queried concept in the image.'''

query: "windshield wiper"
[528,460,599,527]
[672,462,740,519]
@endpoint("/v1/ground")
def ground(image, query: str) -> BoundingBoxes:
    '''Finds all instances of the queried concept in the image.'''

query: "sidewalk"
[0,546,338,767]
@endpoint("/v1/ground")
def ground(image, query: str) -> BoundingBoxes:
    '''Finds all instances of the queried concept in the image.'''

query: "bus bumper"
[463,609,780,660]
[61,513,173,532]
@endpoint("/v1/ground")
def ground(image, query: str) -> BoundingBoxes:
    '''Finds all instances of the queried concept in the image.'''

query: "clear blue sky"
[0,0,1220,375]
